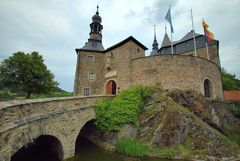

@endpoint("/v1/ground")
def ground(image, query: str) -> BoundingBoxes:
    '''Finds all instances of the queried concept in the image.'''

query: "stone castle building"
[74,6,223,100]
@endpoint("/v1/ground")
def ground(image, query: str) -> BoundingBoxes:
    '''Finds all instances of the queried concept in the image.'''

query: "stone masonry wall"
[104,41,145,93]
[131,55,223,99]
[181,44,220,67]
[74,51,105,96]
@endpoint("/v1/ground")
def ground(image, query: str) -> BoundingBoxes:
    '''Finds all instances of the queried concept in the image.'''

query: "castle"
[74,6,223,100]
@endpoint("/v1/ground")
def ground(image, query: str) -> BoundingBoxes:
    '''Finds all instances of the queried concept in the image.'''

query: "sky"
[0,0,239,92]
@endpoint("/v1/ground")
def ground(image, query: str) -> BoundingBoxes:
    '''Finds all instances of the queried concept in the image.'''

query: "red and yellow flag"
[202,20,214,41]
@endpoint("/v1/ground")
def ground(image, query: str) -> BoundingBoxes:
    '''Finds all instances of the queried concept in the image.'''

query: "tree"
[0,51,58,98]
[222,68,240,90]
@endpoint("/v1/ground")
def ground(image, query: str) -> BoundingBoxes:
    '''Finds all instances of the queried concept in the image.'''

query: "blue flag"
[165,8,174,33]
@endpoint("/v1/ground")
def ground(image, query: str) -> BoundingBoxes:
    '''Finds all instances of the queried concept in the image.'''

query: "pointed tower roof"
[161,26,171,48]
[150,26,159,55]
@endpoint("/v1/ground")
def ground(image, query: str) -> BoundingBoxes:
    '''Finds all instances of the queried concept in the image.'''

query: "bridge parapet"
[0,95,111,133]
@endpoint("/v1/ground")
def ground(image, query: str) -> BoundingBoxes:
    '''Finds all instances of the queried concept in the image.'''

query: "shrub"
[116,138,149,157]
[227,103,240,118]
[95,85,154,132]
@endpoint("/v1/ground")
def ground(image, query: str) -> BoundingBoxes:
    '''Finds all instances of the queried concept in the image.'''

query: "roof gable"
[105,36,148,52]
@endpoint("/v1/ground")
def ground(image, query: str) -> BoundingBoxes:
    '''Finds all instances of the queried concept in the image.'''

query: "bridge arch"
[11,135,63,161]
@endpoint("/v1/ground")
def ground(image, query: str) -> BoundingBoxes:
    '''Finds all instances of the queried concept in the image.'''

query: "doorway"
[204,79,211,98]
[106,80,116,95]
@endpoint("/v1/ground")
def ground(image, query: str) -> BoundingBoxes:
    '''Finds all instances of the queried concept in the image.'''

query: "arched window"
[106,80,116,95]
[204,79,212,98]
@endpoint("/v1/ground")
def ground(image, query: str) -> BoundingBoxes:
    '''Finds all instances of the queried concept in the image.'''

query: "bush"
[95,85,154,132]
[0,89,14,100]
[116,138,149,157]
[227,103,240,118]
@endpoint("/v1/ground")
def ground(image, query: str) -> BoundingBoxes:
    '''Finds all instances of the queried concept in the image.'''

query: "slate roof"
[161,33,171,48]
[224,90,240,101]
[105,36,148,52]
[158,30,219,55]
[76,36,148,53]
[179,30,201,42]
[81,39,105,51]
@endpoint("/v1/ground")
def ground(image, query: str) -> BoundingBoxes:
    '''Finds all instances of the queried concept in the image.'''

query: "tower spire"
[154,25,157,40]
[81,5,104,51]
[150,25,159,55]
[96,5,99,15]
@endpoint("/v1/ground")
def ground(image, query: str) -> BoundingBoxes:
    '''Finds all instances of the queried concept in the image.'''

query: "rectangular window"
[83,88,90,96]
[88,73,95,80]
[87,56,94,64]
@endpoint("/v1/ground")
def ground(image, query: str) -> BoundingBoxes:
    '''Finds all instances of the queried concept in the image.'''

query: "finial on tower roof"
[96,5,99,15]
[165,25,167,34]
[154,25,156,40]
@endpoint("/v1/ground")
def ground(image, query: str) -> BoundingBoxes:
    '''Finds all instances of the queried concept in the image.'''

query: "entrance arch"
[106,80,116,95]
[204,79,212,98]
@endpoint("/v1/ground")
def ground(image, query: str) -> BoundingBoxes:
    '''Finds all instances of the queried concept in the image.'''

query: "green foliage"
[151,148,175,159]
[227,103,240,118]
[228,135,240,146]
[95,85,154,132]
[177,145,192,159]
[222,68,240,90]
[116,138,149,157]
[0,89,14,100]
[0,51,58,98]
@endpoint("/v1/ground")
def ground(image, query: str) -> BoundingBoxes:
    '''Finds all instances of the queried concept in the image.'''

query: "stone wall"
[74,51,105,96]
[0,96,111,161]
[104,41,145,93]
[131,55,223,99]
[182,44,220,67]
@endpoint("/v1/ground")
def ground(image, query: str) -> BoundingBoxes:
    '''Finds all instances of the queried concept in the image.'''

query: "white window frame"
[88,73,96,80]
[87,55,94,64]
[83,88,90,96]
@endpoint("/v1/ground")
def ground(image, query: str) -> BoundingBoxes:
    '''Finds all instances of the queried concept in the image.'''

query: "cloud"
[0,0,239,91]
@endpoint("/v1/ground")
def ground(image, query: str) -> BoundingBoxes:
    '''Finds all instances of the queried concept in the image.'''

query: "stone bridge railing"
[0,95,110,133]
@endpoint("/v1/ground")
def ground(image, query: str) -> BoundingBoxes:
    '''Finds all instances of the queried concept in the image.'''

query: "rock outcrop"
[137,90,240,160]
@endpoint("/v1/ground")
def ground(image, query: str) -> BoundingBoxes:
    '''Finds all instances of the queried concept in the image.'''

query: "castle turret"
[150,26,159,55]
[82,5,105,51]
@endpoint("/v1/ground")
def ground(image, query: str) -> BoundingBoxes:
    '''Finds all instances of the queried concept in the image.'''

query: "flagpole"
[203,19,210,60]
[170,5,173,54]
[190,9,197,57]
[205,42,209,60]
[171,31,173,54]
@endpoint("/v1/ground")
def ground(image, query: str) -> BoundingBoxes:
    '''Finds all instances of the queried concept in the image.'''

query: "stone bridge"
[0,95,111,161]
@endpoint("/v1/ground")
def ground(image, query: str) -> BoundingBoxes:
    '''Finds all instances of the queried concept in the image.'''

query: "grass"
[116,138,150,157]
[0,89,73,101]
[151,147,175,158]
[228,135,240,146]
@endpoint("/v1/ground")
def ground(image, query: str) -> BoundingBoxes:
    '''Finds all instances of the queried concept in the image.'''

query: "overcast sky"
[0,0,239,92]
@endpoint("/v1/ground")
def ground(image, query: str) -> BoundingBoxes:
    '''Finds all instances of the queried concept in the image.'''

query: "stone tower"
[74,6,105,96]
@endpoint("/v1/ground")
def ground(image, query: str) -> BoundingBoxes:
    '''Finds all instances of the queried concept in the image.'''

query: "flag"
[202,20,214,41]
[165,8,174,33]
